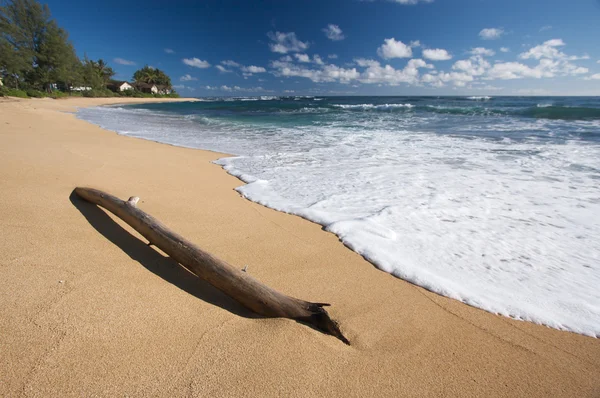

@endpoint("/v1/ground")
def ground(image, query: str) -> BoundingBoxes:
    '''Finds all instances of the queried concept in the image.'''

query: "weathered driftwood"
[74,187,349,344]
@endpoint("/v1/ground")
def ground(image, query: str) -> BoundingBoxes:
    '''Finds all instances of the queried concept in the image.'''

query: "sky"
[45,0,600,96]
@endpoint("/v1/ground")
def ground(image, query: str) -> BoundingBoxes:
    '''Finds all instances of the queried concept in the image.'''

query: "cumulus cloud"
[479,28,504,40]
[388,0,434,3]
[241,65,267,73]
[500,47,510,53]
[294,53,311,63]
[267,31,309,54]
[215,65,232,73]
[313,55,324,65]
[206,85,272,93]
[377,38,413,59]
[164,48,175,54]
[358,58,433,85]
[180,74,197,81]
[585,73,600,80]
[113,58,135,66]
[422,48,452,61]
[323,24,345,41]
[183,57,211,68]
[271,55,436,87]
[173,84,195,91]
[469,47,495,57]
[519,39,566,60]
[452,55,490,77]
[222,60,240,67]
[270,59,360,83]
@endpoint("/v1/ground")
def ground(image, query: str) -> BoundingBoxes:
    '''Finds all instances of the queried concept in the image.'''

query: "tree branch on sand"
[74,187,349,345]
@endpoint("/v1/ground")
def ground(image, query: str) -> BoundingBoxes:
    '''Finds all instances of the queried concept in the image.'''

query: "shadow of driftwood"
[69,191,258,319]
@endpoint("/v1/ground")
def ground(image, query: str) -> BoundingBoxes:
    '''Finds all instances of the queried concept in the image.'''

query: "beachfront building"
[134,82,172,95]
[107,81,134,92]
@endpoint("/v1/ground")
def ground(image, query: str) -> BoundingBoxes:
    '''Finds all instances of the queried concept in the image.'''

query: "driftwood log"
[74,187,349,344]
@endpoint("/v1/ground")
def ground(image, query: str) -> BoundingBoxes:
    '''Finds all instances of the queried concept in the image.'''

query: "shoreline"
[1,97,599,396]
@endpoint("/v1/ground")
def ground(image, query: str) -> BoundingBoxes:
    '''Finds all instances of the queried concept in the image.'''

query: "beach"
[1,96,599,397]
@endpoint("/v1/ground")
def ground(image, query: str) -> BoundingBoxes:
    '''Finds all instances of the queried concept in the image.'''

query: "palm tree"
[133,65,158,84]
[95,59,114,84]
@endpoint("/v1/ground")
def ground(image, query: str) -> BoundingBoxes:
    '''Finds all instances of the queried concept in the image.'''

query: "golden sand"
[1,97,599,397]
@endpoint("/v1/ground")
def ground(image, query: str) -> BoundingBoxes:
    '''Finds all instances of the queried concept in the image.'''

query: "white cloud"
[113,58,135,66]
[479,28,504,40]
[323,24,345,41]
[539,25,552,32]
[267,31,309,54]
[164,48,175,54]
[360,58,433,85]
[422,48,452,61]
[180,74,197,81]
[519,39,566,60]
[585,73,600,80]
[222,60,240,67]
[294,53,311,63]
[452,55,490,77]
[500,47,510,53]
[388,0,434,3]
[487,61,550,80]
[469,47,495,57]
[597,60,600,64]
[241,65,266,73]
[516,88,550,95]
[270,59,360,83]
[437,71,474,87]
[210,85,271,93]
[215,65,232,73]
[328,54,338,59]
[183,57,211,68]
[377,38,413,59]
[173,84,194,91]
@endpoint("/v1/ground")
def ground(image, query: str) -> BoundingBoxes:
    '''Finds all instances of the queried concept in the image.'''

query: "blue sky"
[46,0,600,96]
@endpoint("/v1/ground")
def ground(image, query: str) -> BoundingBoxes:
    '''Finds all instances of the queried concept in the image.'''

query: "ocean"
[77,96,600,337]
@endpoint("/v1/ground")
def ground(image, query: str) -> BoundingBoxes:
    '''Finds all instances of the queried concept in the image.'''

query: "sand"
[0,96,599,397]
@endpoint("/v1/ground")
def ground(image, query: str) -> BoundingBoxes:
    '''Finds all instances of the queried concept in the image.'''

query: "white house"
[108,81,134,92]
[135,82,171,95]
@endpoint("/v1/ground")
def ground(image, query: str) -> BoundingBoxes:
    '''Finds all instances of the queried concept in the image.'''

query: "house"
[134,82,172,95]
[107,81,134,92]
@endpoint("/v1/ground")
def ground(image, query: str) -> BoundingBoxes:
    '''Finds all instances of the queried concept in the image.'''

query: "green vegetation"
[0,0,177,98]
[133,65,172,87]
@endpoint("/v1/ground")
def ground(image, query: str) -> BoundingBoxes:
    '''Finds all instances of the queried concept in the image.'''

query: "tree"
[80,57,115,89]
[133,65,172,88]
[0,0,80,91]
[95,59,114,85]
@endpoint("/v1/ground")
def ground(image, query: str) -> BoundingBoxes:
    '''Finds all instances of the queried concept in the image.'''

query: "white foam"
[333,103,415,110]
[78,105,600,337]
[467,96,492,100]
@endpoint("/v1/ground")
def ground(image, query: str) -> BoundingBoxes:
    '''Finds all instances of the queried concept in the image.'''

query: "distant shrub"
[0,87,28,98]
[49,91,68,99]
[68,91,83,97]
[26,89,46,98]
[82,88,115,98]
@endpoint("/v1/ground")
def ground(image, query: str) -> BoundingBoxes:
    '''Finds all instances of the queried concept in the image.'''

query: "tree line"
[0,0,176,97]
